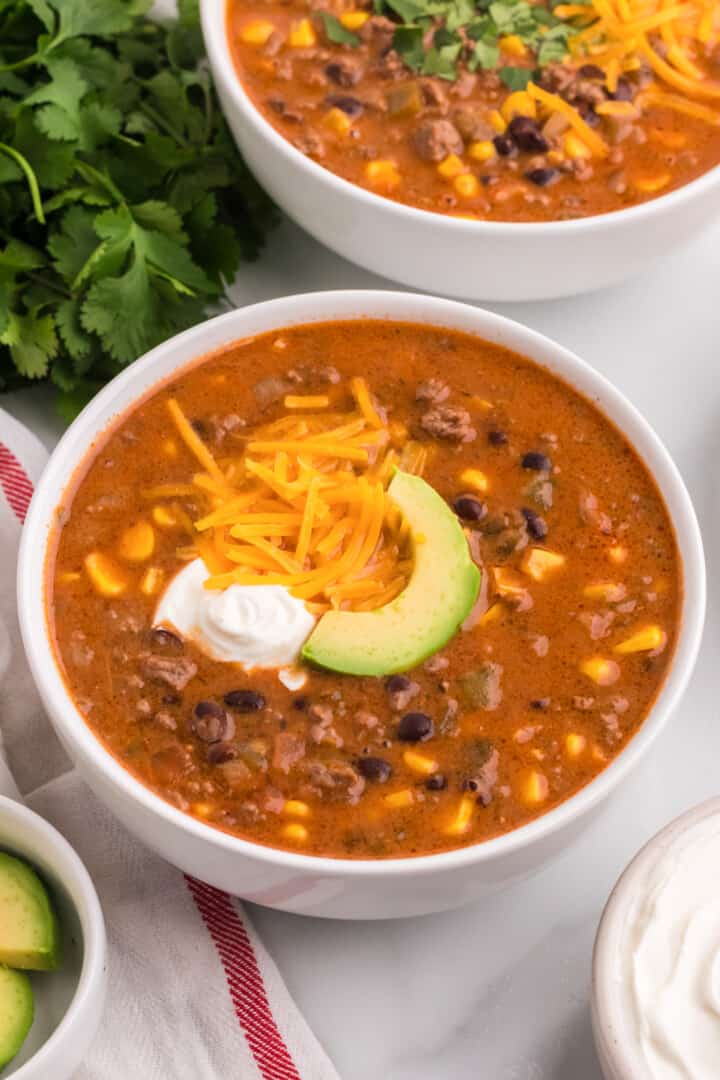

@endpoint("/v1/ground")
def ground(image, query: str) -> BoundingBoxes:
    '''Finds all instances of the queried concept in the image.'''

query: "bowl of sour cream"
[592,798,720,1080]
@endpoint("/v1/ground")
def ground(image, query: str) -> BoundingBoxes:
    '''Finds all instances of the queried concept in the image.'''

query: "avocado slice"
[302,470,480,675]
[0,853,60,972]
[0,966,33,1069]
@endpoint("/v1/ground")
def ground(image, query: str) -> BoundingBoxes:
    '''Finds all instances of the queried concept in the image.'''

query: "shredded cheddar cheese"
[561,0,720,129]
[164,380,418,611]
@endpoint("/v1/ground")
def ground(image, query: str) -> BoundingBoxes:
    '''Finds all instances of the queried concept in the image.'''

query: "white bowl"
[200,0,720,302]
[17,291,705,919]
[0,796,106,1080]
[592,798,720,1080]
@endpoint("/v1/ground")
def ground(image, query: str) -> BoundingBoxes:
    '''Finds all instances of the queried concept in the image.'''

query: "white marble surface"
[4,217,720,1079]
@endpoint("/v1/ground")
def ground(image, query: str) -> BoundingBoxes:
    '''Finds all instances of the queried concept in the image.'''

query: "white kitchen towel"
[0,407,339,1080]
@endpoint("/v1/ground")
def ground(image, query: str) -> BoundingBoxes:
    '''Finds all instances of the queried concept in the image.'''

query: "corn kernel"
[501,91,536,122]
[580,656,621,686]
[389,420,408,444]
[565,733,587,758]
[84,552,128,598]
[384,789,414,810]
[162,438,178,459]
[650,128,686,149]
[460,468,489,493]
[468,140,496,163]
[437,154,466,179]
[59,570,81,584]
[633,173,671,194]
[140,566,164,596]
[521,547,566,582]
[454,173,480,198]
[563,132,592,159]
[547,149,565,166]
[520,770,548,805]
[403,750,438,776]
[608,544,627,564]
[340,10,369,29]
[282,823,308,843]
[445,795,475,836]
[493,566,528,599]
[288,18,316,47]
[582,582,626,603]
[323,107,352,136]
[240,19,276,46]
[613,625,665,655]
[118,520,155,563]
[283,799,311,818]
[489,110,507,133]
[152,505,178,529]
[479,602,503,627]
[191,802,214,818]
[500,34,527,58]
[365,160,401,188]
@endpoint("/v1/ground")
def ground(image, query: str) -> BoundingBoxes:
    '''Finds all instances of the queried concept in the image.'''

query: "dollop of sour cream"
[622,817,720,1079]
[154,558,315,669]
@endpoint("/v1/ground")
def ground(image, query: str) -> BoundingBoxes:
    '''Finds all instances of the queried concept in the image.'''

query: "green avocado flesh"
[302,470,481,676]
[0,966,33,1069]
[0,853,60,972]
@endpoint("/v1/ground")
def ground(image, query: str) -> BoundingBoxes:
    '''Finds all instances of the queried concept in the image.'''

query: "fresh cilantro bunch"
[0,0,276,418]
[326,0,578,88]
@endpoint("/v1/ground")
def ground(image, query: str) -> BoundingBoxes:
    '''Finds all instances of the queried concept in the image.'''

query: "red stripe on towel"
[186,876,303,1080]
[0,443,34,522]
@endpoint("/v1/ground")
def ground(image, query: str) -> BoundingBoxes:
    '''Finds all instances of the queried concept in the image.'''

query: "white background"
[5,216,720,1079]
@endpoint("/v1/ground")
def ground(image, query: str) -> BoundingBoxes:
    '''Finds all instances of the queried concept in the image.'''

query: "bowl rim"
[17,289,706,879]
[0,794,106,1079]
[200,0,720,237]
[591,797,720,1080]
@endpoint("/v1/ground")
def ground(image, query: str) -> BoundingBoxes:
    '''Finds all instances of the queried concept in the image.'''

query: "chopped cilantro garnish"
[376,0,578,82]
[318,13,361,47]
[0,0,276,418]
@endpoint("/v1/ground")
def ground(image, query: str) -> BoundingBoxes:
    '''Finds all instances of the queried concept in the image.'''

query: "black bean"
[521,451,552,472]
[190,418,210,439]
[493,133,515,156]
[149,627,184,652]
[398,712,434,742]
[530,697,550,710]
[425,773,447,791]
[293,697,307,711]
[522,507,548,540]
[525,167,558,188]
[609,77,634,102]
[578,63,605,79]
[453,496,487,522]
[386,674,412,694]
[357,756,392,783]
[191,701,234,743]
[488,430,508,446]
[224,689,266,712]
[162,693,181,705]
[207,742,237,765]
[325,94,364,118]
[508,116,548,154]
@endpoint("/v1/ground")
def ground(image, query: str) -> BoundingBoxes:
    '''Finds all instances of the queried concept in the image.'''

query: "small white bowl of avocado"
[0,795,106,1079]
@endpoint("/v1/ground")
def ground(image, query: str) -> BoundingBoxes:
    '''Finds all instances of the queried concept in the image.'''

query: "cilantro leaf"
[318,13,361,47]
[499,65,535,90]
